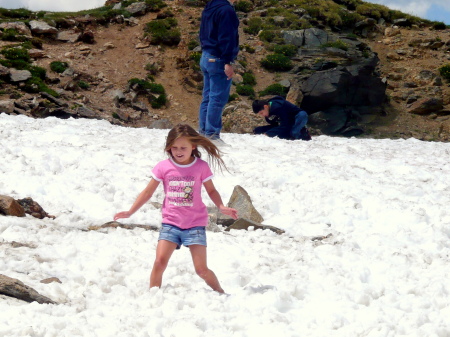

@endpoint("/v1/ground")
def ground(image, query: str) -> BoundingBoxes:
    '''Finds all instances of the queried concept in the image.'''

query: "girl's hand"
[219,206,238,220]
[114,211,132,221]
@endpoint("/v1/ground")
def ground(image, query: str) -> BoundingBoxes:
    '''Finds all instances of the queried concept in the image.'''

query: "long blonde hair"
[165,124,227,172]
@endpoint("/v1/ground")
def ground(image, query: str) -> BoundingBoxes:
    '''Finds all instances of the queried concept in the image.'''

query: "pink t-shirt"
[151,157,214,229]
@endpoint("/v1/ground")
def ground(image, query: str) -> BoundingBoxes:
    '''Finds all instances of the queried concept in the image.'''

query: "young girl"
[114,124,238,293]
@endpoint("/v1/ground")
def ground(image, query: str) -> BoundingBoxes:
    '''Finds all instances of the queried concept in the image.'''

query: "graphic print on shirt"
[167,175,195,207]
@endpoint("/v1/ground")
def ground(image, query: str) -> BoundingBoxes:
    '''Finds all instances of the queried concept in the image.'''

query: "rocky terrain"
[0,0,450,141]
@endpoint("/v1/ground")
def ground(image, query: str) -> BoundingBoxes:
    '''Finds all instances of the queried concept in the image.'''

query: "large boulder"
[0,195,25,217]
[9,69,32,82]
[300,56,387,135]
[125,2,148,16]
[217,185,264,227]
[283,28,331,48]
[29,20,58,36]
[0,100,15,114]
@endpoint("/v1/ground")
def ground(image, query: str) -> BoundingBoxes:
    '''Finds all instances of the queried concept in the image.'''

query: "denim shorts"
[158,224,207,249]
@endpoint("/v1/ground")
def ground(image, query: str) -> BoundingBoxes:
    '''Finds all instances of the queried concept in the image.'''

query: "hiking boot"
[300,127,312,141]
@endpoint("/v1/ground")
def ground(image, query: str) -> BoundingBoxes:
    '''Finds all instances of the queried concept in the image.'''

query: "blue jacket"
[199,0,239,64]
[265,96,303,138]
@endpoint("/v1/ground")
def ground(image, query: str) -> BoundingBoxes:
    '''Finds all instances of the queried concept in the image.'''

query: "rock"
[286,83,304,105]
[29,20,58,35]
[301,56,386,135]
[112,89,125,101]
[385,27,401,37]
[393,18,412,27]
[28,49,46,59]
[89,221,159,231]
[40,92,69,107]
[0,64,10,76]
[225,218,285,235]
[283,28,330,48]
[40,277,62,284]
[354,18,376,30]
[0,22,32,36]
[104,42,115,49]
[0,274,56,304]
[232,73,243,84]
[0,196,25,217]
[279,79,291,88]
[407,97,444,115]
[79,30,95,44]
[9,69,32,82]
[57,30,81,43]
[135,42,150,49]
[76,106,98,119]
[113,109,129,121]
[148,118,173,129]
[217,185,263,227]
[17,197,55,219]
[125,2,148,16]
[0,100,15,114]
[131,101,149,112]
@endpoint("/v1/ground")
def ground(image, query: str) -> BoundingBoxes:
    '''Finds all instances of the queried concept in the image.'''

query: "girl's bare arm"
[114,178,160,220]
[203,180,238,219]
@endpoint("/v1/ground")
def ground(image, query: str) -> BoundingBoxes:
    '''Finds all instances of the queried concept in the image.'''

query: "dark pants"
[254,111,309,140]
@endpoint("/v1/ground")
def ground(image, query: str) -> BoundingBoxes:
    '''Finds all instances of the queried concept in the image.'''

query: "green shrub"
[261,54,293,71]
[29,66,46,80]
[241,44,255,53]
[145,0,168,12]
[128,78,165,94]
[0,8,32,19]
[145,18,181,46]
[433,21,447,30]
[272,44,298,57]
[259,83,288,97]
[236,84,255,98]
[183,0,208,7]
[244,17,263,35]
[78,81,90,89]
[228,93,239,102]
[234,0,253,13]
[188,39,199,50]
[148,83,165,95]
[150,94,167,108]
[0,59,29,70]
[439,64,450,81]
[1,29,27,42]
[1,47,30,63]
[321,39,349,51]
[23,77,59,97]
[189,51,201,64]
[242,72,256,86]
[50,61,69,73]
[259,30,279,43]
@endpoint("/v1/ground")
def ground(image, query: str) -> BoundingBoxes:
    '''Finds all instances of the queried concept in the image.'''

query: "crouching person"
[252,96,311,141]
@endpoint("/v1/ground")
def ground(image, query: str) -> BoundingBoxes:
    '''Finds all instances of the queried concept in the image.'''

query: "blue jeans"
[290,110,308,139]
[199,52,232,139]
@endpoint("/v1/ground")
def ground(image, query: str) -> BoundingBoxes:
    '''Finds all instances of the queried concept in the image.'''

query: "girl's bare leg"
[150,240,177,288]
[189,245,224,293]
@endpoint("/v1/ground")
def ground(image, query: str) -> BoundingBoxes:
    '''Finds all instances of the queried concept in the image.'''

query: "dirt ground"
[4,2,450,141]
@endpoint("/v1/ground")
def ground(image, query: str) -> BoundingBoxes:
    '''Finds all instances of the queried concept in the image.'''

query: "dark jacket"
[264,96,302,138]
[199,0,239,64]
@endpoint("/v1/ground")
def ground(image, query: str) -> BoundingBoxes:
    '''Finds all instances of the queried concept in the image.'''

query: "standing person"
[198,0,239,146]
[252,96,311,141]
[114,124,238,293]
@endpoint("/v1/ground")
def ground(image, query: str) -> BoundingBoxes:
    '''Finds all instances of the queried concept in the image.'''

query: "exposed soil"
[2,2,450,141]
